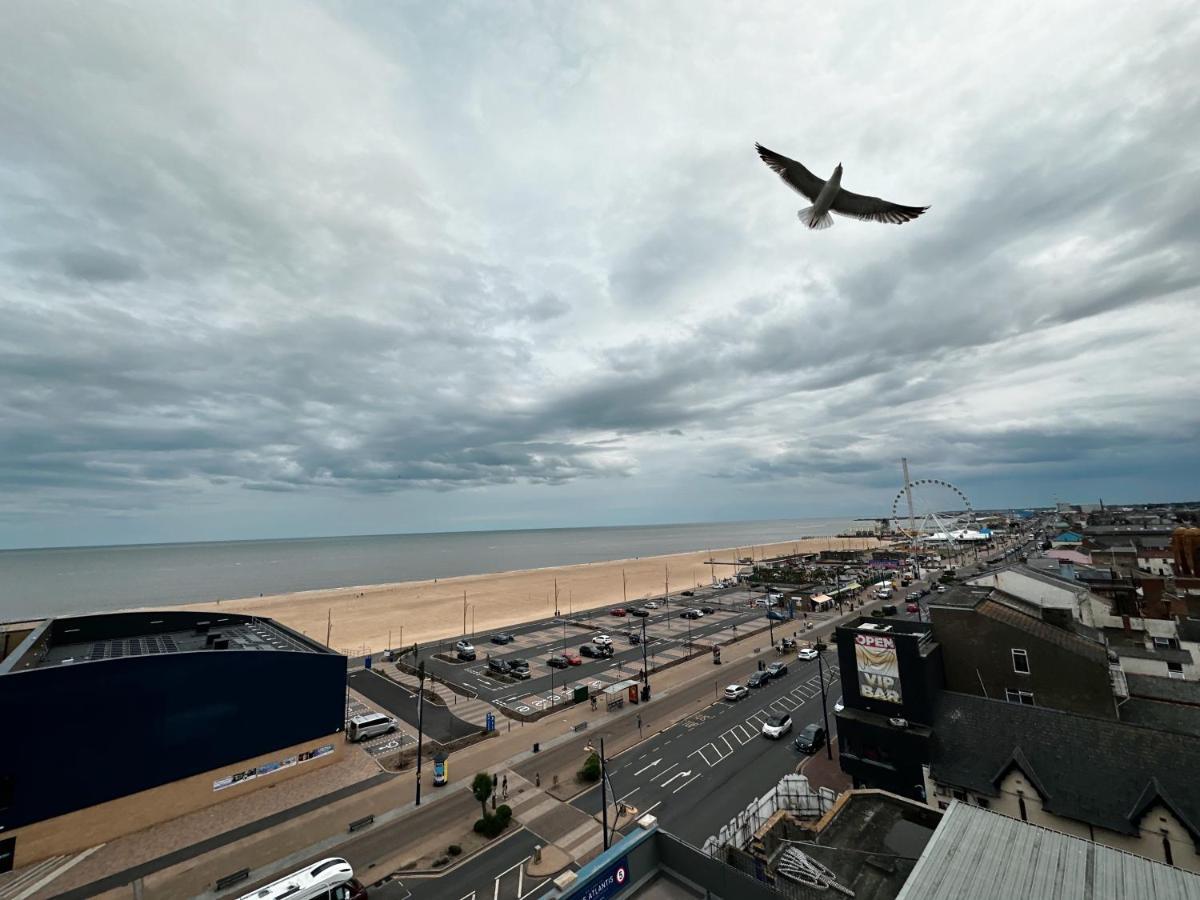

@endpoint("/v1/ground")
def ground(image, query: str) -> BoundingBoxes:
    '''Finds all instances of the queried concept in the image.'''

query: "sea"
[0,517,864,621]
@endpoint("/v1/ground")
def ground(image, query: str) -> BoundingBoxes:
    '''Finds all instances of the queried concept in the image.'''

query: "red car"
[906,602,919,613]
[610,608,627,617]
[563,651,583,666]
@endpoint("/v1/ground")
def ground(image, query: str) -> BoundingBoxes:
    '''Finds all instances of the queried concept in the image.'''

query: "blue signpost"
[485,712,495,733]
[576,856,630,900]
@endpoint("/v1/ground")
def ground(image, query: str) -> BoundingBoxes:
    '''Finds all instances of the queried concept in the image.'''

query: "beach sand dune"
[178,536,880,655]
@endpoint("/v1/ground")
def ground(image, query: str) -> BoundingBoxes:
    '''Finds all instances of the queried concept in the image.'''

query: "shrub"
[474,817,489,834]
[496,804,512,825]
[448,844,462,856]
[579,752,601,783]
[434,856,449,868]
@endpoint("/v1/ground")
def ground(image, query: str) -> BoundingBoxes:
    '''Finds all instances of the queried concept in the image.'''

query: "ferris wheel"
[890,459,975,546]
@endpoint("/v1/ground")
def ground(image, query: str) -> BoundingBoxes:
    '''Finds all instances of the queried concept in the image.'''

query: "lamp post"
[817,647,833,760]
[586,738,618,850]
[415,660,426,805]
[641,613,649,683]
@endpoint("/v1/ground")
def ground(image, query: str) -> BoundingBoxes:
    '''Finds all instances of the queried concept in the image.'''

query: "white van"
[348,712,396,742]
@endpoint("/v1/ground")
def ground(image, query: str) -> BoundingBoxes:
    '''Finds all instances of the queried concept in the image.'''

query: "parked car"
[491,633,513,645]
[681,590,695,597]
[906,602,919,613]
[580,643,609,658]
[455,639,474,653]
[748,671,770,688]
[778,637,797,651]
[593,634,613,648]
[627,631,642,645]
[767,661,788,678]
[724,684,750,701]
[457,647,477,661]
[487,658,510,675]
[546,655,570,669]
[700,606,716,615]
[563,651,582,666]
[508,659,531,679]
[610,608,627,617]
[794,724,827,754]
[762,713,793,739]
[680,609,701,620]
[797,647,819,661]
[630,607,650,617]
[767,610,788,621]
[936,585,948,593]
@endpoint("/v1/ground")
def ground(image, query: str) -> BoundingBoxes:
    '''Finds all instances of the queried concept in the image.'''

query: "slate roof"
[929,692,1200,839]
[896,802,1200,900]
[1119,699,1200,739]
[1125,673,1200,705]
[976,599,1107,662]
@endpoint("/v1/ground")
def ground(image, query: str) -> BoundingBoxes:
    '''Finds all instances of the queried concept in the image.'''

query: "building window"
[937,801,949,810]
[1167,662,1184,680]
[1163,832,1174,867]
[1018,794,1028,822]
[1153,637,1180,651]
[953,790,967,801]
[977,798,990,809]
[1012,649,1030,674]
[1005,689,1035,705]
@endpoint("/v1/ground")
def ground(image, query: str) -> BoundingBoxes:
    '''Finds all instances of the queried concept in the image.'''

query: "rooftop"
[1103,628,1194,666]
[929,692,1200,840]
[896,801,1200,900]
[1119,698,1200,739]
[1126,672,1200,705]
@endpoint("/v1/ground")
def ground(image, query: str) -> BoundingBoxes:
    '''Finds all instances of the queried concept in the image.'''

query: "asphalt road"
[567,653,841,846]
[348,669,481,744]
[373,828,553,900]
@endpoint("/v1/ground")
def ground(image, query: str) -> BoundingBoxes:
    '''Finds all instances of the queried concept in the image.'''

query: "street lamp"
[415,660,427,805]
[585,738,618,850]
[817,646,833,761]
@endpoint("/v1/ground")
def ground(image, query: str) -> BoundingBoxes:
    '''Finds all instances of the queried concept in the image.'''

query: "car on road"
[748,670,771,688]
[487,658,510,675]
[563,651,582,666]
[491,633,513,645]
[681,590,695,596]
[936,585,947,593]
[724,684,749,701]
[794,723,827,754]
[881,604,898,616]
[919,588,931,597]
[627,631,642,644]
[797,647,819,661]
[762,713,793,739]
[906,602,919,614]
[644,600,659,609]
[630,607,650,617]
[455,639,474,653]
[700,606,716,615]
[580,643,613,658]
[508,659,531,679]
[767,661,788,678]
[680,609,701,620]
[610,608,627,617]
[546,654,570,669]
[778,637,796,651]
[834,699,844,713]
[593,634,613,648]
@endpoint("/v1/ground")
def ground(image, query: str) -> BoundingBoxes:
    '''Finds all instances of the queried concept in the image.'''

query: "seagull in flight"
[755,144,929,230]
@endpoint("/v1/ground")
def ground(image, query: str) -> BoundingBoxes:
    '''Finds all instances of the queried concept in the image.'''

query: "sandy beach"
[179,536,880,655]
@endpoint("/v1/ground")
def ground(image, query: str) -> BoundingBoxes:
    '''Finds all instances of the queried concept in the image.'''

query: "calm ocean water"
[0,518,864,621]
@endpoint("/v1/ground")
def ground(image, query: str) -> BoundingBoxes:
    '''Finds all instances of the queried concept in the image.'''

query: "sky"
[1,1,1198,549]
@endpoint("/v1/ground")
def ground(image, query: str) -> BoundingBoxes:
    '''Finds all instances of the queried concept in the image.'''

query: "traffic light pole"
[817,649,833,760]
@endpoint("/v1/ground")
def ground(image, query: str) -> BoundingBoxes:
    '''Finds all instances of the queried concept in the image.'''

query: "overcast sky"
[2,1,1198,549]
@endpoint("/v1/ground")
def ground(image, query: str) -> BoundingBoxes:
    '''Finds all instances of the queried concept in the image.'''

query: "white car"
[724,684,749,701]
[761,713,793,738]
[593,634,613,648]
[936,585,947,593]
[454,639,474,653]
[644,600,659,609]
[797,648,819,661]
[834,699,844,713]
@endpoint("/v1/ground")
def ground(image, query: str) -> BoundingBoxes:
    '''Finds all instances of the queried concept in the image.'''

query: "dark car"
[748,671,770,688]
[881,603,898,616]
[491,633,513,645]
[628,632,642,644]
[767,610,788,621]
[793,723,827,754]
[456,648,477,661]
[919,588,931,597]
[580,644,613,658]
[546,655,570,669]
[630,607,650,617]
[681,590,695,597]
[680,609,701,619]
[508,659,531,679]
[767,661,788,678]
[487,658,510,675]
[700,606,716,615]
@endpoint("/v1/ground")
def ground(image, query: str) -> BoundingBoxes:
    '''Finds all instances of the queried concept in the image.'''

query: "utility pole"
[462,591,467,638]
[817,649,833,760]
[665,565,671,630]
[641,613,649,683]
[599,737,611,850]
[326,608,332,648]
[622,569,627,606]
[554,578,559,617]
[415,660,426,805]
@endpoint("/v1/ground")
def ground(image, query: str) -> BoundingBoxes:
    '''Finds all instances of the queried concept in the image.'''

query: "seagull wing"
[755,143,824,202]
[831,188,928,224]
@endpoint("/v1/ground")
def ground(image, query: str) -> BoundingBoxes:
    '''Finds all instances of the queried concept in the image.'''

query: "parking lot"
[414,583,839,717]
[345,692,417,758]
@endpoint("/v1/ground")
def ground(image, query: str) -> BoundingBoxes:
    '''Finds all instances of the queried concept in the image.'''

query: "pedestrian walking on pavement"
[535,772,541,787]
[502,774,508,799]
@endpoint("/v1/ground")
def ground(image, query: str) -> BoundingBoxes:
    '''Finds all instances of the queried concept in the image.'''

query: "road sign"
[574,855,630,900]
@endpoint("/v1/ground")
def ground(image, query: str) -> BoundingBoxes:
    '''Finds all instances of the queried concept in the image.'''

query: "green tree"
[472,772,493,821]
[579,752,601,783]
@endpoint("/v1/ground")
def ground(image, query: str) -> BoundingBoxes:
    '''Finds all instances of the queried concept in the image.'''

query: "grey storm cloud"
[0,0,1198,545]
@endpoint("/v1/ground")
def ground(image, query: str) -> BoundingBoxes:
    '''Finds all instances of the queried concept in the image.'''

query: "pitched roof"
[1125,673,1200,706]
[896,801,1200,900]
[1119,699,1200,739]
[929,692,1200,839]
[976,599,1107,663]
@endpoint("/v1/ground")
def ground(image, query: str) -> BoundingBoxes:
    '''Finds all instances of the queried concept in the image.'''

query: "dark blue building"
[0,610,345,871]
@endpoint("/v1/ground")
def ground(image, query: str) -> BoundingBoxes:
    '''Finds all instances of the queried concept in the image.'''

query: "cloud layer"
[1,0,1198,547]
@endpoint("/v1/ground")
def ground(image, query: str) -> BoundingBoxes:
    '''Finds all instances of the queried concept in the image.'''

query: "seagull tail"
[797,206,834,230]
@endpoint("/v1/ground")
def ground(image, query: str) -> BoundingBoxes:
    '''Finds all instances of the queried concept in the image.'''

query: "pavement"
[33,540,1034,899]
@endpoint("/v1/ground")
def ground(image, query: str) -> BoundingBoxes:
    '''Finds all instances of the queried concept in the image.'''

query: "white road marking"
[651,762,679,781]
[633,759,661,776]
[643,800,663,815]
[661,769,692,787]
[673,772,702,794]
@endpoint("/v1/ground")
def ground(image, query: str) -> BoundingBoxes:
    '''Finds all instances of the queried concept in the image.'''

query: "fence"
[700,775,836,857]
